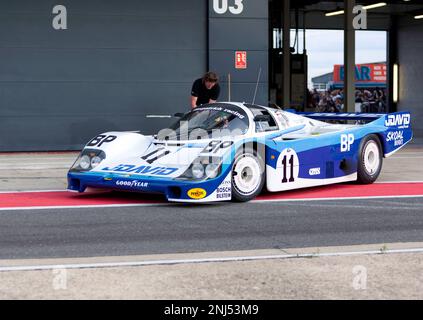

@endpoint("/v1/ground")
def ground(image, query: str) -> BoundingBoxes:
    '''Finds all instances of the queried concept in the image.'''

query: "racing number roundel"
[278,148,299,183]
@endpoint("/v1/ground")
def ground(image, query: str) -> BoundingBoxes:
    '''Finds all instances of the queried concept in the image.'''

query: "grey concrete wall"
[397,18,423,140]
[0,0,207,151]
[208,0,268,106]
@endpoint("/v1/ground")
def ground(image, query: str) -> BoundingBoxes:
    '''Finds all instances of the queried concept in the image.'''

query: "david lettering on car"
[101,164,178,176]
[385,113,410,128]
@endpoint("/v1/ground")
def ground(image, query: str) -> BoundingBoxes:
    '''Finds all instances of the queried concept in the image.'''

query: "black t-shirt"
[191,78,221,106]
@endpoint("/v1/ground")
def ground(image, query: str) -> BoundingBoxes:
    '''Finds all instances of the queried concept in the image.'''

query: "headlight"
[176,157,222,181]
[205,163,219,179]
[191,163,205,179]
[70,149,106,172]
[91,156,102,168]
[80,155,91,170]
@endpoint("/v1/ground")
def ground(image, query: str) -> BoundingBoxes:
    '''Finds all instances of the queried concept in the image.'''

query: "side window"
[274,111,289,129]
[255,111,279,133]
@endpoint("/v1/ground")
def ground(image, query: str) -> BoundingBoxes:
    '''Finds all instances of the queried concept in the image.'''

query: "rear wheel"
[231,149,265,202]
[357,134,383,184]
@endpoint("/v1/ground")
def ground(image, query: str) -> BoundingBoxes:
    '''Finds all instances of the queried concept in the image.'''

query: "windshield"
[159,104,249,140]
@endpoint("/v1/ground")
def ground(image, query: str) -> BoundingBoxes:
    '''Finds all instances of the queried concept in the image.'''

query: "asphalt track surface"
[1,147,422,262]
[0,193,422,260]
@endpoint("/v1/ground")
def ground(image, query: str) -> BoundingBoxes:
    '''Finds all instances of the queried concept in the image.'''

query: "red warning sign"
[235,51,247,69]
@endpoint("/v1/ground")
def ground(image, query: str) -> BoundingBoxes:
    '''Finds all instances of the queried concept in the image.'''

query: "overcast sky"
[290,30,387,86]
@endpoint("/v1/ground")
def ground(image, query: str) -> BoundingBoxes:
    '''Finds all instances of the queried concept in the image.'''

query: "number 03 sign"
[213,0,244,15]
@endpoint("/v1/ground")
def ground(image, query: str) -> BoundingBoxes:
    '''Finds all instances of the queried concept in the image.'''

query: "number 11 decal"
[279,148,299,184]
[282,155,295,183]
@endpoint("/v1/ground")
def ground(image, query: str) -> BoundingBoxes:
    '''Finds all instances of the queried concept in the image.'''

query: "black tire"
[357,134,383,184]
[231,147,265,202]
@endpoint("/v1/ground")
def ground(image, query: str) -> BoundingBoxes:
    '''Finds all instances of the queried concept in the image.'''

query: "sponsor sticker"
[386,130,404,146]
[278,148,300,184]
[102,164,178,176]
[187,188,207,199]
[215,175,232,200]
[309,168,321,176]
[216,186,231,199]
[115,180,148,188]
[340,134,355,152]
[216,181,231,199]
[385,114,410,128]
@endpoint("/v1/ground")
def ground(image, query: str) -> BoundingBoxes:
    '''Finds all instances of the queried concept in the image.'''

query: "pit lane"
[0,190,422,260]
[0,146,422,261]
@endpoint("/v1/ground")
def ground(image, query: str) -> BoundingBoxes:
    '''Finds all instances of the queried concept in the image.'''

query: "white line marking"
[0,203,171,212]
[0,168,69,170]
[0,190,66,194]
[2,181,423,194]
[0,194,423,211]
[1,247,423,272]
[279,202,422,210]
[0,157,76,160]
[252,194,423,203]
[389,156,423,159]
[375,181,423,184]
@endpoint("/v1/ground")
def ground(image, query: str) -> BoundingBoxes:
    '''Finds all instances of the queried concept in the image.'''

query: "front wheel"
[231,149,265,202]
[357,134,383,184]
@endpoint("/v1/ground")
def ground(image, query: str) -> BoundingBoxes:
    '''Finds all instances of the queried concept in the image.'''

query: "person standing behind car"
[190,72,220,109]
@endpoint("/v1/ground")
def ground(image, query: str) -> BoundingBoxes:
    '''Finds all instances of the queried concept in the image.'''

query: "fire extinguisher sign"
[235,51,247,69]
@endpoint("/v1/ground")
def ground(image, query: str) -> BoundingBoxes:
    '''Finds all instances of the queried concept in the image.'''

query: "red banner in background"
[333,63,387,84]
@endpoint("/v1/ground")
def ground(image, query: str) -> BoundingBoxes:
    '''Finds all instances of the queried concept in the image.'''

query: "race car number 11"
[279,148,299,184]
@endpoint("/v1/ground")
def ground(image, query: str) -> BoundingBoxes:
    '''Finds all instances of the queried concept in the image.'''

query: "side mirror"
[253,114,271,122]
[174,113,185,118]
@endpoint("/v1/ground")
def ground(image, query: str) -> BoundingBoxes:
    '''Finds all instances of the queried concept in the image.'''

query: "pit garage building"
[1,0,422,151]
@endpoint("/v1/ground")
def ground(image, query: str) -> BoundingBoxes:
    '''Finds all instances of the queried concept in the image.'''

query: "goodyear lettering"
[116,180,148,188]
[187,188,207,199]
[102,164,178,176]
[385,114,410,128]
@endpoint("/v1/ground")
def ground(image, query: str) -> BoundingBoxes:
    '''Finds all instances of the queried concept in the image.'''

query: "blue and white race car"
[68,102,412,202]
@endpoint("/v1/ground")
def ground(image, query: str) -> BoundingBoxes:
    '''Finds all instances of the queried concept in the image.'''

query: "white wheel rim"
[363,141,380,175]
[233,154,262,196]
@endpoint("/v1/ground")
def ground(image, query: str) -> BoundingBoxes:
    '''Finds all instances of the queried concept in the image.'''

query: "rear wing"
[292,111,386,122]
[377,111,413,157]
[289,110,412,157]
